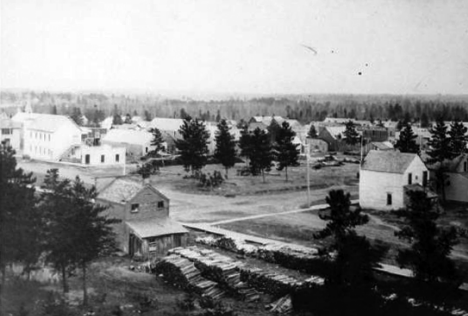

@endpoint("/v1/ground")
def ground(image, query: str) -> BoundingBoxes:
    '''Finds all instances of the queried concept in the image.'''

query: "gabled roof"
[426,154,468,172]
[98,178,145,204]
[361,150,420,174]
[102,129,153,146]
[0,118,22,129]
[126,217,188,239]
[12,113,81,133]
[371,141,394,150]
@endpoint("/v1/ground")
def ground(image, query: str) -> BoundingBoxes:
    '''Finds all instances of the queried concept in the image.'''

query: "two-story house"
[97,177,188,258]
[0,118,22,152]
[12,112,82,161]
[359,150,431,210]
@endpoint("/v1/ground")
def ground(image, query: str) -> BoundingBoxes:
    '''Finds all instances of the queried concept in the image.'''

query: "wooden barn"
[97,177,188,258]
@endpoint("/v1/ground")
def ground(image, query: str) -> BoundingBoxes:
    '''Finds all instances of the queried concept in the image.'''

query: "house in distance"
[97,177,188,258]
[359,150,431,210]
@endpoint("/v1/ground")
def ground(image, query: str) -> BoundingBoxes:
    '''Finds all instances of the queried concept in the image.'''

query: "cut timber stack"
[196,236,324,274]
[169,246,261,302]
[267,294,293,315]
[155,254,224,300]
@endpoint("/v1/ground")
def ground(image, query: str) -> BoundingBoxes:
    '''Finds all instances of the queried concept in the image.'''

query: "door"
[129,234,135,257]
[422,171,428,187]
[85,154,90,164]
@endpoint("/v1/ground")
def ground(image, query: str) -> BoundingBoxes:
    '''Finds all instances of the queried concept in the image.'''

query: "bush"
[198,170,224,189]
[176,292,196,311]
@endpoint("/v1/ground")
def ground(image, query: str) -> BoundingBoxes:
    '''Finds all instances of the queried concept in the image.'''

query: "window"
[48,134,51,141]
[131,203,139,213]
[157,201,164,208]
[101,155,105,163]
[408,173,412,185]
[1,128,11,135]
[387,193,392,205]
[115,154,119,162]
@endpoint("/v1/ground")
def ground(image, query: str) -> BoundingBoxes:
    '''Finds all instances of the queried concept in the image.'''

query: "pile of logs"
[154,255,224,300]
[166,246,324,298]
[168,247,261,302]
[267,294,293,315]
[196,236,323,274]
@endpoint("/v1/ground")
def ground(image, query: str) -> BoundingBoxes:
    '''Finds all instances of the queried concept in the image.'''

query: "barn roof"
[12,113,81,133]
[126,217,188,239]
[361,150,419,174]
[102,129,152,146]
[97,177,168,204]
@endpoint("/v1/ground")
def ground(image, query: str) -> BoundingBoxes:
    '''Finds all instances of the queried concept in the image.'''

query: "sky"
[1,0,468,95]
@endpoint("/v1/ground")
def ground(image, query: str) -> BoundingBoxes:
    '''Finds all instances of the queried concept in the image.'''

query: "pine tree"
[395,190,458,284]
[175,117,210,174]
[275,122,300,181]
[394,123,420,153]
[238,126,251,162]
[144,110,152,122]
[0,142,40,285]
[67,177,118,305]
[307,125,318,138]
[40,169,75,293]
[267,119,281,143]
[448,120,467,157]
[51,105,58,115]
[427,119,453,201]
[343,120,359,145]
[314,190,385,287]
[148,127,165,157]
[70,107,83,125]
[248,128,274,183]
[112,114,123,125]
[124,113,132,124]
[214,119,237,178]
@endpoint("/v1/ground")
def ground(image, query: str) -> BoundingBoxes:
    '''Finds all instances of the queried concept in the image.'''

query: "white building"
[12,113,82,161]
[359,150,430,210]
[0,118,22,152]
[149,117,185,139]
[101,129,154,160]
[77,144,126,165]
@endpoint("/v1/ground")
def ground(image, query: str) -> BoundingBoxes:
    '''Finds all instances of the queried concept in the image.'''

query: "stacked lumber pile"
[168,246,261,302]
[240,267,302,297]
[155,254,224,300]
[267,295,293,315]
[196,236,323,274]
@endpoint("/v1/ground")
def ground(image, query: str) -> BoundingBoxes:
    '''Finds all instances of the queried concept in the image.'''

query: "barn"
[97,177,188,258]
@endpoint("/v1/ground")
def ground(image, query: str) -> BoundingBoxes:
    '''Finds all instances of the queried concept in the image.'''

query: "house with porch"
[97,177,188,258]
[359,150,431,210]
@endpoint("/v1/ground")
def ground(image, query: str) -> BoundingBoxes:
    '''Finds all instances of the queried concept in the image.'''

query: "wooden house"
[97,177,188,258]
[359,150,430,210]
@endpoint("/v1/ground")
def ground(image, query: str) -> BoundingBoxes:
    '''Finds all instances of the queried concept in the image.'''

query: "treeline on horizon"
[1,90,468,124]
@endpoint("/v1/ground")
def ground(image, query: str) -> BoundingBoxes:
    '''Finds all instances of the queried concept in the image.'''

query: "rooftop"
[126,217,188,239]
[361,150,419,174]
[102,129,153,146]
[98,178,146,204]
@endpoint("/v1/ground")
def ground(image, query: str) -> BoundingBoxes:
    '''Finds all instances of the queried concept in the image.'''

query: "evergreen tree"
[307,124,318,138]
[67,177,118,305]
[394,123,420,153]
[0,142,40,285]
[51,105,58,115]
[112,113,123,125]
[215,110,221,122]
[275,122,300,181]
[40,169,75,293]
[214,119,237,178]
[70,107,83,125]
[267,119,281,143]
[124,113,132,124]
[421,112,430,128]
[248,128,274,183]
[343,120,359,145]
[448,120,467,156]
[238,126,251,162]
[144,110,152,122]
[395,190,458,284]
[427,119,453,201]
[175,117,210,174]
[314,190,385,287]
[148,127,165,157]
